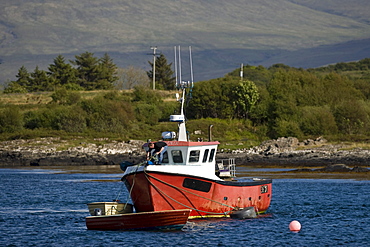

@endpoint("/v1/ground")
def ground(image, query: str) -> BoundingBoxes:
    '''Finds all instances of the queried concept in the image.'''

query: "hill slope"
[1,0,370,84]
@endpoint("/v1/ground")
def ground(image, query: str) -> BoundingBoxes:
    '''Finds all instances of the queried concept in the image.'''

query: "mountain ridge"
[1,0,370,84]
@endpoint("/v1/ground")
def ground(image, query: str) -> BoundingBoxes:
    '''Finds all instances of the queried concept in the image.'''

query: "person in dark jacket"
[146,141,168,164]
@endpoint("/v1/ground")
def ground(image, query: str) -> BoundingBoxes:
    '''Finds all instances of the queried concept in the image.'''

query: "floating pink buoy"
[289,220,301,232]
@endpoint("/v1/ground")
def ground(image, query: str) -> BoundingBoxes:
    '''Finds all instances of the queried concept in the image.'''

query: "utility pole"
[151,46,157,90]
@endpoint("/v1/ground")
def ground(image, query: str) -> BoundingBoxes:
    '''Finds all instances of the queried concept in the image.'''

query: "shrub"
[81,98,134,133]
[51,88,81,105]
[24,107,57,130]
[300,106,338,135]
[132,85,162,104]
[134,103,162,124]
[333,100,370,135]
[273,119,303,138]
[0,106,23,133]
[54,106,87,132]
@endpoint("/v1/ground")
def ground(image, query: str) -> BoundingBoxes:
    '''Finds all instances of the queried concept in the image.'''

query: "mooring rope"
[143,169,236,216]
[114,182,125,202]
[115,162,144,213]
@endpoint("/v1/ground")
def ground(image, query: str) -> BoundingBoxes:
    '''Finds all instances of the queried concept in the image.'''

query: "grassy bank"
[1,88,370,151]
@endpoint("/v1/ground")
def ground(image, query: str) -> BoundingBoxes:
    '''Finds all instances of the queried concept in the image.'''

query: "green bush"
[158,101,179,121]
[300,106,338,135]
[82,98,134,133]
[54,106,87,132]
[87,113,126,133]
[51,88,81,105]
[132,85,162,104]
[273,119,303,138]
[0,106,23,133]
[24,107,57,130]
[63,83,84,91]
[134,103,162,124]
[333,100,370,135]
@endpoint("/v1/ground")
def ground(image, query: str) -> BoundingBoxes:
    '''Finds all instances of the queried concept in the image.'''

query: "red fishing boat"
[121,46,272,219]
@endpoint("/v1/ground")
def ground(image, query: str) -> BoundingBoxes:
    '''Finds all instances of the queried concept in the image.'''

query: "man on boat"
[146,141,168,164]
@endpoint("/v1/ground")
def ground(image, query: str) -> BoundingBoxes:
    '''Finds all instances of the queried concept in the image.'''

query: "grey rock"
[0,138,146,167]
[1,136,370,169]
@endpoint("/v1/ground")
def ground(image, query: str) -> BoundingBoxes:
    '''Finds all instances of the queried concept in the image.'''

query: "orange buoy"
[289,220,301,232]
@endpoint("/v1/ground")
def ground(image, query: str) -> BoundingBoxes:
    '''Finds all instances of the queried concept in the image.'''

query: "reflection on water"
[239,167,294,172]
[0,168,369,246]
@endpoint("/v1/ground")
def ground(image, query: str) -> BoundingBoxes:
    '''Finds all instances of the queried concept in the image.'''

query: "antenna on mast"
[189,46,194,84]
[170,45,194,142]
[178,45,182,87]
[174,46,178,86]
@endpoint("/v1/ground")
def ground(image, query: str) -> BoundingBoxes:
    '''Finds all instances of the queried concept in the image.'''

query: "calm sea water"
[0,168,369,247]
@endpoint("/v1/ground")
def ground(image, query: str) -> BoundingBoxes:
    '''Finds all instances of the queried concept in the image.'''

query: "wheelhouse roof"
[165,141,220,147]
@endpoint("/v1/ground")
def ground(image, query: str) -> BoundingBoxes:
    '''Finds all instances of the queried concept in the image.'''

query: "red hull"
[123,171,272,218]
[86,209,191,230]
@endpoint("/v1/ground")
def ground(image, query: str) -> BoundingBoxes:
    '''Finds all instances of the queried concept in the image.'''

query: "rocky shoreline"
[0,137,369,172]
[218,137,370,168]
[0,138,146,167]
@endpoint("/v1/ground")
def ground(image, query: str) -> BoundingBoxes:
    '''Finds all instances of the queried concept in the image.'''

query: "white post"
[151,46,157,90]
[240,63,243,81]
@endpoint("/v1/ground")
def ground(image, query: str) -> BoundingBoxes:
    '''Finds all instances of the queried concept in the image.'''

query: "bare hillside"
[0,0,369,84]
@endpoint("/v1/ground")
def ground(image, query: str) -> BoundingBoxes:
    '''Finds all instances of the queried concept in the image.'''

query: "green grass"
[1,88,370,150]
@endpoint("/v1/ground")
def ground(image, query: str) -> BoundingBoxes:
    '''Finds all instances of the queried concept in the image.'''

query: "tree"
[299,106,338,135]
[71,52,117,90]
[3,81,27,94]
[47,55,77,88]
[188,78,235,119]
[95,53,117,89]
[147,54,175,90]
[231,80,260,119]
[116,66,150,89]
[266,70,302,138]
[333,100,370,135]
[227,64,271,86]
[30,66,52,91]
[4,66,30,93]
[15,65,31,88]
[321,73,364,106]
[72,52,100,90]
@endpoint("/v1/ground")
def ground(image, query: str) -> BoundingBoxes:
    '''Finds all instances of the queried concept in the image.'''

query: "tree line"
[1,56,370,142]
[4,52,175,93]
[189,58,370,139]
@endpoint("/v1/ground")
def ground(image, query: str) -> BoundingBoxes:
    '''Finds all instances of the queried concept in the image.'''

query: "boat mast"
[174,46,178,87]
[170,45,194,142]
[189,46,194,84]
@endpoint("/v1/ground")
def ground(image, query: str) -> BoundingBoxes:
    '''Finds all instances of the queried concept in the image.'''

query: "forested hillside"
[1,59,370,147]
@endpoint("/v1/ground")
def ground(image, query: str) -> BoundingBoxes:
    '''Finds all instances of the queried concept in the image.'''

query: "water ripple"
[0,169,369,246]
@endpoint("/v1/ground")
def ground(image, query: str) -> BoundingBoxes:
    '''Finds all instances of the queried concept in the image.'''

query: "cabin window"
[183,178,211,192]
[161,151,169,164]
[202,149,209,163]
[208,149,215,162]
[171,150,183,163]
[189,150,200,163]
